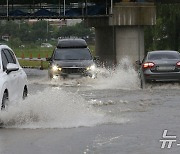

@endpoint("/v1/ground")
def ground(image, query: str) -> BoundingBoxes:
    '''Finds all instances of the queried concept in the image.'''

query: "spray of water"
[0,58,139,128]
[26,57,140,90]
[0,88,105,129]
[27,57,180,90]
[93,57,140,90]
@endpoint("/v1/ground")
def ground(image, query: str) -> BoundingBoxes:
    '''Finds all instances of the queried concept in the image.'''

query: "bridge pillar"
[115,26,144,63]
[95,26,144,65]
[85,2,156,66]
[95,26,116,66]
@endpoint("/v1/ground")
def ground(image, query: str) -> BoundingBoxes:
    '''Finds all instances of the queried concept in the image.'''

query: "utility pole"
[47,20,49,40]
[59,0,61,16]
[106,0,108,15]
[110,0,113,14]
[7,0,9,17]
[64,0,66,16]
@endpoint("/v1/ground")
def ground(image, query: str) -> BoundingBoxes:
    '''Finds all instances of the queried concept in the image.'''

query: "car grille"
[61,68,86,74]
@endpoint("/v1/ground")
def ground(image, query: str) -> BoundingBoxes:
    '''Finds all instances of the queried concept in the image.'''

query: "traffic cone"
[30,53,32,59]
[38,54,41,59]
[21,53,24,59]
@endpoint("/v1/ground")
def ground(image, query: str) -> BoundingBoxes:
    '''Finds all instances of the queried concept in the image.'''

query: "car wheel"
[1,92,8,110]
[23,87,28,99]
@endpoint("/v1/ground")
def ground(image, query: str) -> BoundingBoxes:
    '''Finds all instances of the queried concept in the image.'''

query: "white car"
[0,44,28,110]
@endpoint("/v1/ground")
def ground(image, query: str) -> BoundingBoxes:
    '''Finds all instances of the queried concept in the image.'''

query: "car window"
[3,49,17,64]
[148,52,180,60]
[1,51,9,71]
[8,49,17,64]
[54,48,92,60]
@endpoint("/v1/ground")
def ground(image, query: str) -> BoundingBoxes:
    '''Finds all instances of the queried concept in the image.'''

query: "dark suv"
[47,39,97,79]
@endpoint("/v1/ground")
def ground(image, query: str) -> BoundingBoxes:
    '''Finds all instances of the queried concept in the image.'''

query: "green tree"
[57,22,92,39]
[0,21,19,37]
[8,37,22,48]
[31,21,48,42]
[18,22,32,42]
[145,4,180,52]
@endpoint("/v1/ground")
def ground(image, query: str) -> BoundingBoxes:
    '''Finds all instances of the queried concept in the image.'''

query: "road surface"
[1,65,180,154]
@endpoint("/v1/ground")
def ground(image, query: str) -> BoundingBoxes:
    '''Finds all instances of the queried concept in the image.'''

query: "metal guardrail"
[0,15,110,20]
[17,57,47,70]
[17,57,46,61]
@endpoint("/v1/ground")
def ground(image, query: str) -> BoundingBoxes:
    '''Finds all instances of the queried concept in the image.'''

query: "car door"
[1,49,20,101]
[7,49,26,97]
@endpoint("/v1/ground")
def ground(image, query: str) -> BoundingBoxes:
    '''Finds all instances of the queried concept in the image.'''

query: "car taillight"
[176,62,180,67]
[143,62,155,69]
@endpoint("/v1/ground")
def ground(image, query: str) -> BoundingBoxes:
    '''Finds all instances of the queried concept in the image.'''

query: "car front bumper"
[49,68,96,79]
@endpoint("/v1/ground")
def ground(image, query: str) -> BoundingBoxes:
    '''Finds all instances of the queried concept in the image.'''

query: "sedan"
[137,50,180,88]
[0,44,28,110]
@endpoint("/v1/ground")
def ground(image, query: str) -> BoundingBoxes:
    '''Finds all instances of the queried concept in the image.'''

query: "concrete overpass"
[0,0,178,20]
[0,0,179,65]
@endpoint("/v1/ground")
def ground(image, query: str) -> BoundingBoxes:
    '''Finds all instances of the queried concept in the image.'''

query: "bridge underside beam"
[0,15,109,20]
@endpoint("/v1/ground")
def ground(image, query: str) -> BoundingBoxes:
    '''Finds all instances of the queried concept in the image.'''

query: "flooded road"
[1,65,180,154]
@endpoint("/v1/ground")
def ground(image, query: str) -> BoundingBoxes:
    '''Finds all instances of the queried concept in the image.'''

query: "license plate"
[157,66,175,71]
[68,74,81,78]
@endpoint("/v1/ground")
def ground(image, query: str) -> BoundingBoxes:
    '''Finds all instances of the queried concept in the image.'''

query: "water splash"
[0,88,104,129]
[93,58,140,90]
[26,57,140,90]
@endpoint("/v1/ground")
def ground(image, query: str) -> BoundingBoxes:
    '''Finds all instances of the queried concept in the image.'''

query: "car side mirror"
[6,63,19,74]
[93,56,100,61]
[135,60,142,65]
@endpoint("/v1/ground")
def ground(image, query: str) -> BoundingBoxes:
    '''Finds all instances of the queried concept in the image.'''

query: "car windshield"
[54,48,92,60]
[148,52,180,60]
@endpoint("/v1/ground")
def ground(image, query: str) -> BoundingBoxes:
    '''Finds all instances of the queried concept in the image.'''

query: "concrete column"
[95,26,116,66]
[115,26,144,64]
[85,2,155,67]
[95,26,144,66]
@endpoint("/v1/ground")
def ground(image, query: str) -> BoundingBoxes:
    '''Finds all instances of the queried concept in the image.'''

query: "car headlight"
[87,65,96,71]
[52,65,62,71]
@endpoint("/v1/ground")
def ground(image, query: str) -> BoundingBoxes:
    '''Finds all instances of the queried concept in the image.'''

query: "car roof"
[0,44,11,50]
[57,39,87,48]
[148,50,179,54]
